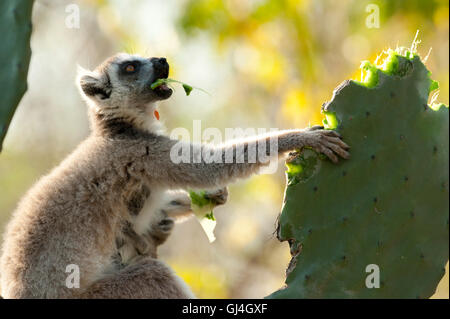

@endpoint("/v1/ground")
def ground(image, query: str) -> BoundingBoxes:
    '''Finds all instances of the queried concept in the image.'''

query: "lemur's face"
[78,53,173,109]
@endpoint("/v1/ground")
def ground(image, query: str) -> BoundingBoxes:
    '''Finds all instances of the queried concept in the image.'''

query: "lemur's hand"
[300,126,350,163]
[204,187,228,206]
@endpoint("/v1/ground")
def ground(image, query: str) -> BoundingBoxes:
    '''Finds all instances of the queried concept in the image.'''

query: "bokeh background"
[0,0,448,298]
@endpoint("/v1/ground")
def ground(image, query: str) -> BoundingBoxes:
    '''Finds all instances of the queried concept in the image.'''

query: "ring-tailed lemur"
[0,53,349,299]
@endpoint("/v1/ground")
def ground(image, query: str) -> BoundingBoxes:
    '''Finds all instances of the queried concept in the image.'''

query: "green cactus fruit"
[0,0,34,151]
[269,49,449,299]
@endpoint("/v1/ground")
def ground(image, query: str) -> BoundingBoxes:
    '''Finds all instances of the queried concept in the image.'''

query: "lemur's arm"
[137,127,349,189]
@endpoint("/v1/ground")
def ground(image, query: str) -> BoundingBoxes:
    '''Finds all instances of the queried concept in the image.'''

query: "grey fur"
[0,53,349,299]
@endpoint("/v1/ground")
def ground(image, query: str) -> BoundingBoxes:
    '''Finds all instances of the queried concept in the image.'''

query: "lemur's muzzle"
[151,57,169,79]
[150,57,172,99]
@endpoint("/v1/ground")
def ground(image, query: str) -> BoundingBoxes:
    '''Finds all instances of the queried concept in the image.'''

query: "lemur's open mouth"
[153,81,172,99]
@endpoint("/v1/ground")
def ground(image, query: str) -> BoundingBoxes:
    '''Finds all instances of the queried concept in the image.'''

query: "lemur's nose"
[150,57,169,78]
[150,57,167,66]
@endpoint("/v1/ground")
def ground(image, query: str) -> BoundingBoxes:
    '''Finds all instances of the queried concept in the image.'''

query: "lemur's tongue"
[154,110,160,120]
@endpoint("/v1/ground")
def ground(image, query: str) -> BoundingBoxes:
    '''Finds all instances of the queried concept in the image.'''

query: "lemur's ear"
[77,66,111,100]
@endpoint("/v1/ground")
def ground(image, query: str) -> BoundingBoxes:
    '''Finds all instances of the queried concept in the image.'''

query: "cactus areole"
[269,49,449,299]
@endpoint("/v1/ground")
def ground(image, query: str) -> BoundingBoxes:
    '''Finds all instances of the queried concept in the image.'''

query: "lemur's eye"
[125,64,136,73]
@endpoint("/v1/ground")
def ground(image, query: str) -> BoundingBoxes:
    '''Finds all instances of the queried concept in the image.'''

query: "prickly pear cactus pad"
[0,0,34,151]
[269,49,449,299]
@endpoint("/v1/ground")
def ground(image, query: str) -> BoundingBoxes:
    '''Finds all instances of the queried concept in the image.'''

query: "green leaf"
[150,78,166,89]
[183,84,193,96]
[150,78,208,96]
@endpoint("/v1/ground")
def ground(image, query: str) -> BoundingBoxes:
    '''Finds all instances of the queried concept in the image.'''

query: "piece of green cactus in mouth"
[151,78,196,96]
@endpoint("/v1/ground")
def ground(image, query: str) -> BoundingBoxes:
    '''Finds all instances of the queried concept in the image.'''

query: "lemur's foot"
[204,187,228,206]
[301,128,350,163]
[164,191,193,219]
[147,190,192,245]
[157,217,175,233]
[149,216,175,246]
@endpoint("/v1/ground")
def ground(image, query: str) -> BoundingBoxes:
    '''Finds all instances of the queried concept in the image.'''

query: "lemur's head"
[78,53,172,134]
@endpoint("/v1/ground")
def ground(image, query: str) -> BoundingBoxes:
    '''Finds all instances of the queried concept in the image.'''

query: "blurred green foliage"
[178,0,449,127]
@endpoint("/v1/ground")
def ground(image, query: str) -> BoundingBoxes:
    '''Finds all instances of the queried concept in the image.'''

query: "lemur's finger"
[319,146,339,163]
[204,187,228,205]
[325,136,350,150]
[322,130,341,138]
[306,125,324,131]
[326,142,351,159]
